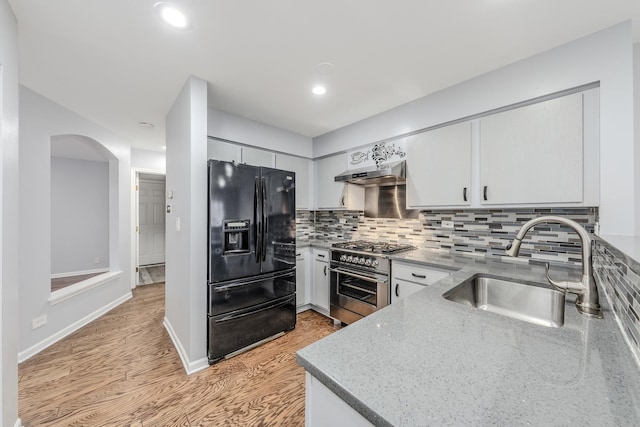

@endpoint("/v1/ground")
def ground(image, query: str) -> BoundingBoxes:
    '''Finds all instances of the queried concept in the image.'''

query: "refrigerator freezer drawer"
[208,269,296,316]
[208,294,296,364]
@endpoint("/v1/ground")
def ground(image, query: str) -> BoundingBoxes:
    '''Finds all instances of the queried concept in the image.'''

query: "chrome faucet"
[505,216,602,318]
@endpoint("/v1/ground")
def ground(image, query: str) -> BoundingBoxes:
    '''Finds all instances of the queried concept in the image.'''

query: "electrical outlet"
[94,257,101,264]
[32,315,47,330]
[442,220,454,229]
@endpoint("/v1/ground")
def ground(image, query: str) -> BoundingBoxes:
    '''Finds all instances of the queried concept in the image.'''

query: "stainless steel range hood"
[334,160,418,219]
[334,160,406,185]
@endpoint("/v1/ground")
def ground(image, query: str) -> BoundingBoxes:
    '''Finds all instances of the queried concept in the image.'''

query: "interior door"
[261,166,296,274]
[209,161,261,283]
[138,177,166,266]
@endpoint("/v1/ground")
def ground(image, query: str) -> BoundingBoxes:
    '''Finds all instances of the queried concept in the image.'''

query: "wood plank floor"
[19,283,339,426]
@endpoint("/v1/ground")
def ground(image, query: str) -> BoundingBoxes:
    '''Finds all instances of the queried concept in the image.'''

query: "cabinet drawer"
[392,261,451,285]
[314,249,329,262]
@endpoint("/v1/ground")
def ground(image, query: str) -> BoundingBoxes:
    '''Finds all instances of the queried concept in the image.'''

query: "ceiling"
[9,1,640,153]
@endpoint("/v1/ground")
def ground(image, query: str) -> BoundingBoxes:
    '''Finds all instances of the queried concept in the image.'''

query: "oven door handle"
[329,268,387,284]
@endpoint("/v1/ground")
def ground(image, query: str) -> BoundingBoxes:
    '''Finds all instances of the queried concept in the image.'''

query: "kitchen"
[3,1,640,426]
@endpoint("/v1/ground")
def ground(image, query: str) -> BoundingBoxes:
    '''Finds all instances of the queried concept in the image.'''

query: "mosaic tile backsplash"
[301,208,598,266]
[593,241,640,364]
[296,206,640,363]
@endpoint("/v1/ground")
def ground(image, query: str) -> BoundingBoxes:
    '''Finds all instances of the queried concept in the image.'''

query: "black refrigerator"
[207,160,296,364]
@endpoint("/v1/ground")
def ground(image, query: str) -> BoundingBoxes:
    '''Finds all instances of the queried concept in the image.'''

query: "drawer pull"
[411,273,427,279]
[318,254,325,258]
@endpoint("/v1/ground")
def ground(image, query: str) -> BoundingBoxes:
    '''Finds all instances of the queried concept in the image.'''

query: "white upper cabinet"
[207,139,275,167]
[479,92,583,205]
[276,154,311,209]
[315,153,364,210]
[207,139,241,163]
[241,146,275,167]
[407,121,472,208]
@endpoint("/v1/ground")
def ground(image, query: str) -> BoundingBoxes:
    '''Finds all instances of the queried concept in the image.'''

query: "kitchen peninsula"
[297,249,640,426]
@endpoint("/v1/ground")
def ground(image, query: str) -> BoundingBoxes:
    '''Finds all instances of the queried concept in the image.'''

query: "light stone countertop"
[296,248,640,426]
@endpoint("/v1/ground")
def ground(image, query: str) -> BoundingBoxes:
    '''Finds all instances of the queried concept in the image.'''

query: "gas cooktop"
[331,240,415,255]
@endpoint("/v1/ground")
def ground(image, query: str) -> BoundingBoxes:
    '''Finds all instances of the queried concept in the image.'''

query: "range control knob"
[346,255,353,263]
[358,257,366,265]
[365,259,372,266]
[340,254,347,262]
[372,260,379,267]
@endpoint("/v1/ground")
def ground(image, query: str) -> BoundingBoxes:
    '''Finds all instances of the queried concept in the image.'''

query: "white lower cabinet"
[305,373,374,427]
[390,261,452,303]
[296,247,310,309]
[393,278,428,301]
[312,249,330,314]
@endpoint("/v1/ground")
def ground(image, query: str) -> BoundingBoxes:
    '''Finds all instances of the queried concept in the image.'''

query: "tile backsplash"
[299,207,598,266]
[593,241,640,364]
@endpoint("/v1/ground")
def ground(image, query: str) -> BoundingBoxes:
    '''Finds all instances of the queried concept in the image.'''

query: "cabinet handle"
[341,195,345,206]
[411,273,426,279]
[483,185,488,201]
[296,253,301,256]
[395,283,399,297]
[463,187,467,202]
[323,265,327,276]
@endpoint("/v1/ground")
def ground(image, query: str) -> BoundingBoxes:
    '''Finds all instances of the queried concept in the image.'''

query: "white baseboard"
[14,418,22,427]
[51,268,109,279]
[296,304,312,313]
[163,317,209,375]
[18,292,132,363]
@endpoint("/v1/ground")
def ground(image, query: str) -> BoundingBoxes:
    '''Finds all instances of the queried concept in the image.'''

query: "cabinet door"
[207,139,241,162]
[315,153,349,209]
[276,154,311,210]
[407,122,472,207]
[242,146,275,167]
[313,259,330,311]
[391,278,427,303]
[296,249,310,307]
[479,93,583,204]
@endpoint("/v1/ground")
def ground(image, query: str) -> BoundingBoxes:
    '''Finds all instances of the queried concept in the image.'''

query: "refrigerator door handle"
[254,177,261,263]
[213,270,295,292]
[262,176,268,262]
[214,295,293,323]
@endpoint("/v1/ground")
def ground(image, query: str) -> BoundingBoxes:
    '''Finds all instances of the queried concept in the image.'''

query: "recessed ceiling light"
[312,85,327,96]
[162,146,167,150]
[154,2,192,30]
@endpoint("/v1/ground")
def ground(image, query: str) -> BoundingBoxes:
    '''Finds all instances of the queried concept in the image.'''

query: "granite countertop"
[296,248,640,426]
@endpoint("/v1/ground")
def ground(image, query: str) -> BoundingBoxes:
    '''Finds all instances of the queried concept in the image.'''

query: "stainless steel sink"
[442,275,565,327]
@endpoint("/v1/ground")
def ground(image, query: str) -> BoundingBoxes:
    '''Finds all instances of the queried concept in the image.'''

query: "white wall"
[0,1,19,425]
[208,108,313,158]
[18,86,132,355]
[314,22,635,236]
[634,42,640,236]
[165,76,208,373]
[131,147,166,172]
[51,157,109,274]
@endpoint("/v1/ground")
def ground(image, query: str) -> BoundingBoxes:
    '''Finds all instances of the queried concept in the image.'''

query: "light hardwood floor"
[19,283,338,426]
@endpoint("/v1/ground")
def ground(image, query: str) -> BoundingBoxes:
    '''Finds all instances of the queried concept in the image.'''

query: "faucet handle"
[545,263,585,294]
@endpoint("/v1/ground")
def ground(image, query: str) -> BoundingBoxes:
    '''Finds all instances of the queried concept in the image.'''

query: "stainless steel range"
[329,240,414,324]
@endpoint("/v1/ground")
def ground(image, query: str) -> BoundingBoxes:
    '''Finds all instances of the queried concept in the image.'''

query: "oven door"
[329,266,388,321]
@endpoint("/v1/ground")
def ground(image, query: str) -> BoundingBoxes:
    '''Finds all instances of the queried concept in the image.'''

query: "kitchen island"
[296,250,640,426]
